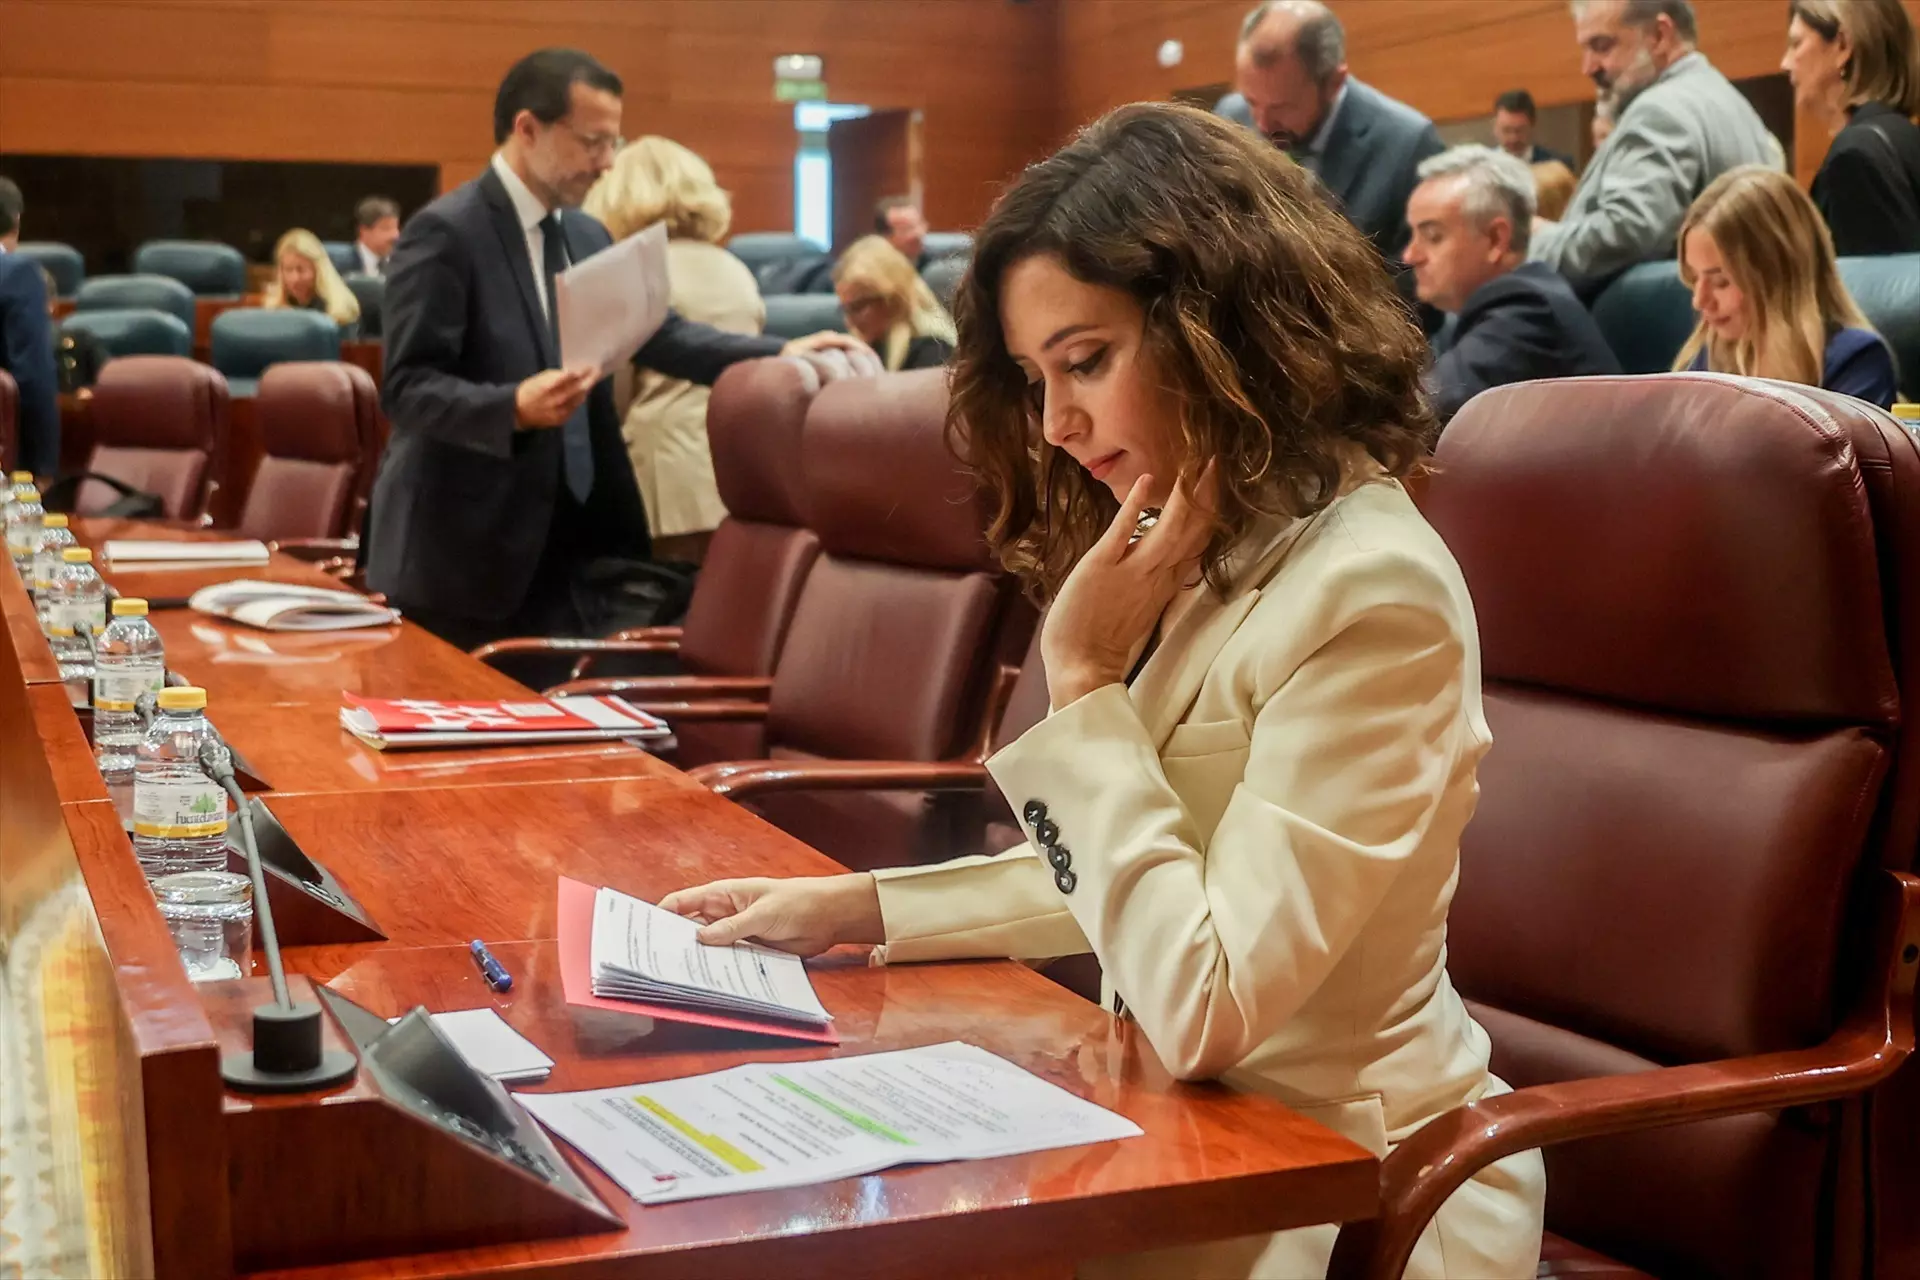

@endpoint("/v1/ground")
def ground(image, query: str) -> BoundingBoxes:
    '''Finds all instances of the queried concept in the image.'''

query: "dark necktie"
[540,211,594,503]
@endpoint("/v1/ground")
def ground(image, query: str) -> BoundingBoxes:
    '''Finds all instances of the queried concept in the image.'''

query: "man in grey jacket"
[1532,0,1777,294]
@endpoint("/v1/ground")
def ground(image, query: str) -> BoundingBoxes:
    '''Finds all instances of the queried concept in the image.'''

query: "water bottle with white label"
[1,471,35,556]
[5,484,43,574]
[132,686,231,881]
[31,512,75,616]
[46,546,107,680]
[95,597,167,817]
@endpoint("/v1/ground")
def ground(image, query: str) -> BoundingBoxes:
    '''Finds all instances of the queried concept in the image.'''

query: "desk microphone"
[201,737,357,1093]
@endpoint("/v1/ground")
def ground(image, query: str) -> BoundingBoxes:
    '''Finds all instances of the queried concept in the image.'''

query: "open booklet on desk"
[520,1041,1144,1205]
[341,693,670,750]
[189,580,401,632]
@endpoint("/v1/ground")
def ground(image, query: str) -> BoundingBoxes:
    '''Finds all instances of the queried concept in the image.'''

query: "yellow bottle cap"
[112,597,149,617]
[10,471,31,484]
[18,488,37,502]
[42,513,68,528]
[61,547,92,563]
[1893,403,1920,422]
[156,687,206,711]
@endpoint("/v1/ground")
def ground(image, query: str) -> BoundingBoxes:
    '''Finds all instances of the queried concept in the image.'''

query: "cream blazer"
[619,239,764,538]
[872,478,1545,1279]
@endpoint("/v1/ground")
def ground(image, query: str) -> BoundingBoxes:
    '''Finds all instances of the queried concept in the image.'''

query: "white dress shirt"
[490,151,560,320]
[352,240,384,276]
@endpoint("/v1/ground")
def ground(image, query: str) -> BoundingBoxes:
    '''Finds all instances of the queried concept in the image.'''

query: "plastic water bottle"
[1,471,34,545]
[95,597,167,817]
[132,686,232,881]
[5,483,43,574]
[31,513,75,619]
[46,546,107,680]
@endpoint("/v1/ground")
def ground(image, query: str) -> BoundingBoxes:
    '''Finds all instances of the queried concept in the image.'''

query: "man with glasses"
[368,48,868,648]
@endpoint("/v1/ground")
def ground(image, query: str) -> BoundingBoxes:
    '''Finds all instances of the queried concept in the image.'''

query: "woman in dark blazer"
[1784,0,1920,256]
[832,236,956,371]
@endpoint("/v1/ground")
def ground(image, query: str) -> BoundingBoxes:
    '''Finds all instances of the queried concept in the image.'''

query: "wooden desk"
[1,528,1384,1279]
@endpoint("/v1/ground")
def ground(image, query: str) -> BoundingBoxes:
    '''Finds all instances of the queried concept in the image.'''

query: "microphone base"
[221,999,359,1093]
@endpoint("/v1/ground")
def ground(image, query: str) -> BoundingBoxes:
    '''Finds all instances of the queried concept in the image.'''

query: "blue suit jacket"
[1686,326,1897,410]
[1429,263,1623,421]
[0,252,59,476]
[367,167,782,620]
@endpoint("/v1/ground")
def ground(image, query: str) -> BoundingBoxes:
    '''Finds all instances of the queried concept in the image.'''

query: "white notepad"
[388,1008,554,1083]
[105,539,271,566]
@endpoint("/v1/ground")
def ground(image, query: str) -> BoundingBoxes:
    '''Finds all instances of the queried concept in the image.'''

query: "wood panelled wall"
[0,0,1059,234]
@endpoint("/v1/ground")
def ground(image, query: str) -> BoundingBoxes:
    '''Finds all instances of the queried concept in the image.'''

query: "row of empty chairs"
[61,306,347,394]
[19,238,249,298]
[51,355,378,541]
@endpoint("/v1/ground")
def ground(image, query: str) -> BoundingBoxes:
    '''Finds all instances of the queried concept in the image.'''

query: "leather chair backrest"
[82,357,229,520]
[132,239,247,296]
[1839,252,1920,400]
[236,362,377,542]
[16,242,84,297]
[728,234,830,295]
[761,294,846,340]
[759,368,1007,867]
[322,242,358,276]
[1429,374,1917,1279]
[209,309,343,389]
[0,369,17,475]
[922,255,967,309]
[60,309,193,359]
[74,274,196,330]
[343,274,386,339]
[921,231,972,261]
[1588,260,1695,374]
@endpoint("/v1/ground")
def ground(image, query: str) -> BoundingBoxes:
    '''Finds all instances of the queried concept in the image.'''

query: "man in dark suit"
[0,179,59,478]
[1493,90,1577,171]
[1402,145,1621,422]
[1230,1,1443,267]
[367,48,866,649]
[351,195,401,277]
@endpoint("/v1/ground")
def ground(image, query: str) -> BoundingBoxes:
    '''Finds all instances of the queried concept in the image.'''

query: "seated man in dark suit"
[1493,89,1577,170]
[1403,145,1622,422]
[367,48,867,649]
[1231,1,1443,270]
[0,179,59,477]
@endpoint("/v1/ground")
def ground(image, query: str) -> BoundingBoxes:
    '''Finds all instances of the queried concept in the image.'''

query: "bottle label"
[132,780,229,839]
[94,662,165,712]
[47,599,106,638]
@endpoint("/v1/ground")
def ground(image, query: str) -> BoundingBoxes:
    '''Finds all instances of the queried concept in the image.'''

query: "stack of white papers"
[190,580,401,632]
[589,886,831,1029]
[389,1008,554,1083]
[519,1041,1143,1204]
[106,539,271,569]
[557,221,670,377]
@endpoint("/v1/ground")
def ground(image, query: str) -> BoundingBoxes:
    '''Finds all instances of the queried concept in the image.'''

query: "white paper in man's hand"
[556,221,670,378]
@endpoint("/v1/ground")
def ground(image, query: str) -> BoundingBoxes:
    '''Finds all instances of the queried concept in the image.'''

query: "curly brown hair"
[947,102,1437,598]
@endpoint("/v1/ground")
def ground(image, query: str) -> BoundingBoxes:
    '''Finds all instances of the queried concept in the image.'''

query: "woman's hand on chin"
[659,874,884,957]
[1042,469,1215,707]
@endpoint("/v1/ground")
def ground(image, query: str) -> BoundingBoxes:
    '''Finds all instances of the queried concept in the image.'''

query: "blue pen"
[470,938,513,992]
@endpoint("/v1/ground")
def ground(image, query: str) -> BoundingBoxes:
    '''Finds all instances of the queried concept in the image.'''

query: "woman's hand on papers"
[660,874,884,956]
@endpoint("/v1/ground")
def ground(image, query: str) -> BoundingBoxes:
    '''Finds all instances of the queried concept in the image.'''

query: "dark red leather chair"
[75,356,228,520]
[234,362,379,543]
[481,356,834,764]
[0,368,16,475]
[1327,375,1920,1280]
[556,367,1030,869]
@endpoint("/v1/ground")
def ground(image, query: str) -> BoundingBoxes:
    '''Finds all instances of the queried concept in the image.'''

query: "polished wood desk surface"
[238,943,1376,1280]
[6,525,1383,1277]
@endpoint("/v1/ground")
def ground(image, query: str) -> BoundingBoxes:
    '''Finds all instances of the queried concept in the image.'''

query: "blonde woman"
[264,228,360,332]
[1529,159,1576,222]
[583,136,763,562]
[832,235,956,371]
[1675,166,1896,408]
[1782,0,1920,255]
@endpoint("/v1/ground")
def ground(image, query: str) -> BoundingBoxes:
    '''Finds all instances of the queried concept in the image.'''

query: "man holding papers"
[368,48,870,649]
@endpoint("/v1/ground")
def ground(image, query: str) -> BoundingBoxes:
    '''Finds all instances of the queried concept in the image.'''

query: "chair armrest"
[688,759,992,800]
[470,637,686,668]
[544,675,773,700]
[1327,868,1920,1280]
[605,626,683,644]
[631,700,770,723]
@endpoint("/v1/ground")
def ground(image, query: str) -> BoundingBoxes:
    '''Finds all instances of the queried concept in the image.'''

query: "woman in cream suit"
[663,103,1545,1280]
[583,137,764,563]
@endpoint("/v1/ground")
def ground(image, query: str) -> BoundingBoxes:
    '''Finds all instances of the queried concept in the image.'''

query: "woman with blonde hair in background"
[265,228,360,334]
[832,235,957,371]
[1676,165,1896,407]
[583,136,764,563]
[1529,159,1576,221]
[1782,0,1920,255]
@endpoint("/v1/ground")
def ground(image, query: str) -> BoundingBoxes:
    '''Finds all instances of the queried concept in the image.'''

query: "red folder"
[557,877,839,1045]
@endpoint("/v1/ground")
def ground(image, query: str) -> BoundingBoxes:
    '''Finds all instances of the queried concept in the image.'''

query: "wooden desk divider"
[222,797,384,946]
